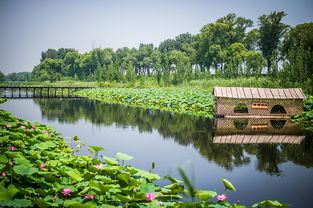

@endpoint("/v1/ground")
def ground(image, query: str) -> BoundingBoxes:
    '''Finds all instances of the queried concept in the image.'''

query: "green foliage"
[258,11,289,73]
[75,88,215,117]
[292,95,313,130]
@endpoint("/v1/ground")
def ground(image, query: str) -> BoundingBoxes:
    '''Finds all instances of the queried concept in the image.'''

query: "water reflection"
[33,99,313,175]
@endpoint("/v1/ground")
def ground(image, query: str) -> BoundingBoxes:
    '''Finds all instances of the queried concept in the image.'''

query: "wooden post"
[26,88,28,98]
[33,88,36,97]
[61,88,64,97]
[47,88,50,97]
[55,88,57,97]
[40,88,43,97]
[68,88,70,97]
[11,88,13,97]
[19,88,21,97]
[3,87,6,98]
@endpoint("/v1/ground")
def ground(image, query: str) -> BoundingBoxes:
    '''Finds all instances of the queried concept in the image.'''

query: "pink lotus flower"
[31,125,36,128]
[9,161,14,166]
[61,188,72,196]
[44,131,49,134]
[6,124,12,128]
[1,172,6,177]
[157,201,163,206]
[10,146,16,151]
[40,164,46,169]
[145,193,156,201]
[3,126,6,129]
[30,128,34,131]
[94,164,104,170]
[20,126,26,129]
[84,194,95,199]
[133,188,137,192]
[17,121,23,124]
[216,194,227,201]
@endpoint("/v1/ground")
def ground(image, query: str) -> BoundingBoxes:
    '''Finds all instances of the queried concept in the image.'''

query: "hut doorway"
[270,105,287,114]
[234,103,248,113]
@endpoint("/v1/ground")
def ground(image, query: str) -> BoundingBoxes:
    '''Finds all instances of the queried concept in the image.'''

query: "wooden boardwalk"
[0,86,94,98]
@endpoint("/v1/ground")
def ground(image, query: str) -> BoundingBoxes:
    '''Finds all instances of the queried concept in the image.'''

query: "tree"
[258,11,289,74]
[281,22,313,93]
[0,71,6,81]
[32,59,63,82]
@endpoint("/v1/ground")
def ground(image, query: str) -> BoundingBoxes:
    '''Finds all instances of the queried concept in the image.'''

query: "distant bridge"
[0,86,95,98]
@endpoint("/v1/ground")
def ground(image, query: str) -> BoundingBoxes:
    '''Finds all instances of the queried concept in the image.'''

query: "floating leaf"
[0,184,19,201]
[102,155,118,165]
[0,155,8,163]
[141,183,156,193]
[222,178,236,191]
[65,170,84,182]
[13,165,37,175]
[116,152,133,161]
[195,190,217,201]
[88,145,106,152]
[0,199,33,207]
[34,141,57,150]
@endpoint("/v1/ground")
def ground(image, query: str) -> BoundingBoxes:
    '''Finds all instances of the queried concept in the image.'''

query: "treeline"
[29,11,312,93]
[0,72,31,82]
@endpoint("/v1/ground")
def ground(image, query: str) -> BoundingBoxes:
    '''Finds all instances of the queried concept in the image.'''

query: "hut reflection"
[213,118,305,144]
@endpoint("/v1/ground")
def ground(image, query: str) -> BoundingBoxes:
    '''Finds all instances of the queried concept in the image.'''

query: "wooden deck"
[0,86,95,98]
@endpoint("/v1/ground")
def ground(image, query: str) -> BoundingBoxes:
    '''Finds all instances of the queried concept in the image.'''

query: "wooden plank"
[277,89,287,99]
[270,88,280,99]
[264,88,274,99]
[293,88,305,99]
[289,88,299,99]
[283,89,293,99]
[231,87,238,98]
[243,88,253,99]
[236,87,245,99]
[214,87,221,97]
[221,87,227,97]
[250,88,259,99]
[257,88,267,99]
[226,87,232,98]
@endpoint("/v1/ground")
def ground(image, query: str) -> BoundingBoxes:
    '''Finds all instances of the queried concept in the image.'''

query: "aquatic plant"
[75,88,215,117]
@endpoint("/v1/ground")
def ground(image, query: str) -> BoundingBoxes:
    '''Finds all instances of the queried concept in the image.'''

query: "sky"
[0,0,312,74]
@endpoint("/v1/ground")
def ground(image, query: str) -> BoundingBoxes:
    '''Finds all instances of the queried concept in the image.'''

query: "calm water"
[1,98,313,207]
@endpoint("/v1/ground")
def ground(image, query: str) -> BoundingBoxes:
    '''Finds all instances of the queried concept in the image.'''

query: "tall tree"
[258,11,289,74]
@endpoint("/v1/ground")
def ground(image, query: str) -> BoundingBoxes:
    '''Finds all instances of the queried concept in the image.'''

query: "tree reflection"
[34,99,313,175]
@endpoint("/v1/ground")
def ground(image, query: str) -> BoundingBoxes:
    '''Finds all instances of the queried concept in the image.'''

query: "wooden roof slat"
[257,88,267,99]
[221,87,227,97]
[277,89,287,99]
[231,87,238,99]
[289,88,298,99]
[213,87,305,99]
[270,89,280,98]
[283,89,293,99]
[250,88,260,99]
[264,88,274,99]
[236,87,245,99]
[293,88,306,99]
[243,88,253,99]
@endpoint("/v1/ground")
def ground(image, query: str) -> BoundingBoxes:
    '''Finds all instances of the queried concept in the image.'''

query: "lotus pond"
[1,98,313,207]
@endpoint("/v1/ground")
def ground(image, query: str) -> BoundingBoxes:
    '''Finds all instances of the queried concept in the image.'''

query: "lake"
[1,98,313,207]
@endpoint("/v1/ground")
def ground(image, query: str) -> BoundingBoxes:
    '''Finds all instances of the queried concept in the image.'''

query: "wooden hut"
[213,87,305,118]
